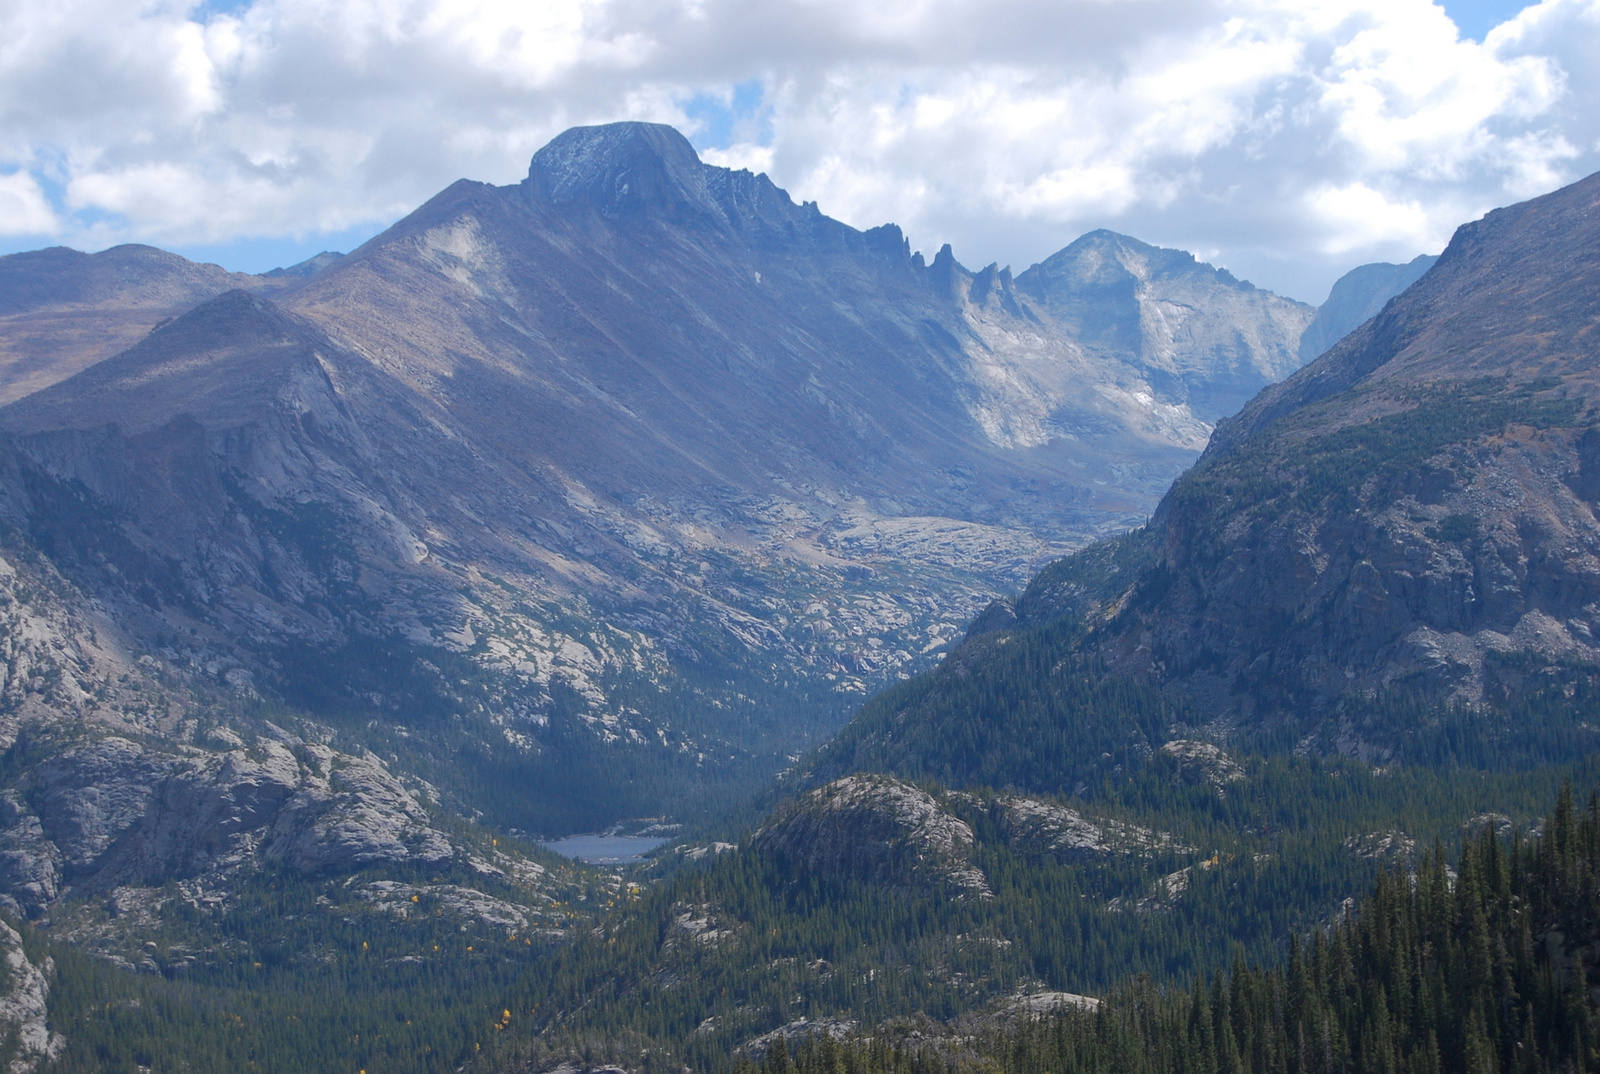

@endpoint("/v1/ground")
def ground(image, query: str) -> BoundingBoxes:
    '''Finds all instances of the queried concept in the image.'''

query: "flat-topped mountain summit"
[524,121,815,233]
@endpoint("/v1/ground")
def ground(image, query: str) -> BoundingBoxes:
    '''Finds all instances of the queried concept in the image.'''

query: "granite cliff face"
[0,512,577,977]
[0,122,1317,834]
[1,730,454,917]
[0,918,60,1072]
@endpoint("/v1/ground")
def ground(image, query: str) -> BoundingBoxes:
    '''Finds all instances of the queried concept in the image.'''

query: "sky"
[0,0,1595,303]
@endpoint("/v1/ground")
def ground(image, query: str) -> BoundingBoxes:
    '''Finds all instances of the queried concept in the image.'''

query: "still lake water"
[540,835,670,864]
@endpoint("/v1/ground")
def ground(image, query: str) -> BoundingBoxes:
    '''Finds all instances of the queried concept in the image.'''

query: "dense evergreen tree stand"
[760,787,1600,1074]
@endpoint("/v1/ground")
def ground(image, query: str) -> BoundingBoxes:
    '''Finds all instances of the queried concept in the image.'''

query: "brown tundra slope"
[0,244,284,405]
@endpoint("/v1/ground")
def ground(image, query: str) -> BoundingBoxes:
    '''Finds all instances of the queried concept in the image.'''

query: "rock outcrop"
[0,731,454,917]
[755,775,990,896]
[1158,741,1245,793]
[0,919,61,1072]
[989,794,1187,858]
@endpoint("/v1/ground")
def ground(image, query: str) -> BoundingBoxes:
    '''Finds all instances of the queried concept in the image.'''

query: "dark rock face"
[34,737,176,873]
[1296,254,1437,364]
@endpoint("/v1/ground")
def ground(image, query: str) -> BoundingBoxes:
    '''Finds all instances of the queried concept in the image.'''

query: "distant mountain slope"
[1296,253,1438,363]
[0,122,1313,836]
[0,244,276,405]
[1017,230,1310,423]
[812,167,1600,790]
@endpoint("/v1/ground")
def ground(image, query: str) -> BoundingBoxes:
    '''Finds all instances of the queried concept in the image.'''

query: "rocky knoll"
[754,777,1190,892]
[754,775,990,895]
[0,122,1316,832]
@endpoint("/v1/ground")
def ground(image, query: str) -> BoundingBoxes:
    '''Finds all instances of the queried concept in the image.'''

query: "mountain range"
[0,122,1339,841]
[0,120,1515,1074]
[480,161,1600,1074]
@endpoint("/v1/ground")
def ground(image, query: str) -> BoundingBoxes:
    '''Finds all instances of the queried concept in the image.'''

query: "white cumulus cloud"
[0,171,57,235]
[0,0,1595,298]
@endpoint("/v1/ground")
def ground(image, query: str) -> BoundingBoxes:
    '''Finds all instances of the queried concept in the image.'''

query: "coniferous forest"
[754,785,1600,1074]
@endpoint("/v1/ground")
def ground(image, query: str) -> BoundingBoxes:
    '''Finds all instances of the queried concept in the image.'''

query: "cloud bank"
[0,0,1595,299]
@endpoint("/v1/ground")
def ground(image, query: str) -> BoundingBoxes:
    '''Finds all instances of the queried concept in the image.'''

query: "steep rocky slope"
[0,122,1314,834]
[1116,169,1600,722]
[0,919,60,1072]
[0,512,580,968]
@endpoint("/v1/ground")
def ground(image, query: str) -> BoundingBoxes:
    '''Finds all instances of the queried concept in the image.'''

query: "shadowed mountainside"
[1296,253,1438,364]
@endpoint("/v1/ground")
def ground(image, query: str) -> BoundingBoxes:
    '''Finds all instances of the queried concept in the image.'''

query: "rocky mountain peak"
[1023,229,1249,293]
[1010,229,1311,423]
[520,120,845,247]
[0,120,1333,847]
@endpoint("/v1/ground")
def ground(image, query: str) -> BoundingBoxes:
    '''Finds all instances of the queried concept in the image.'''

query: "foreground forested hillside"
[756,783,1600,1074]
